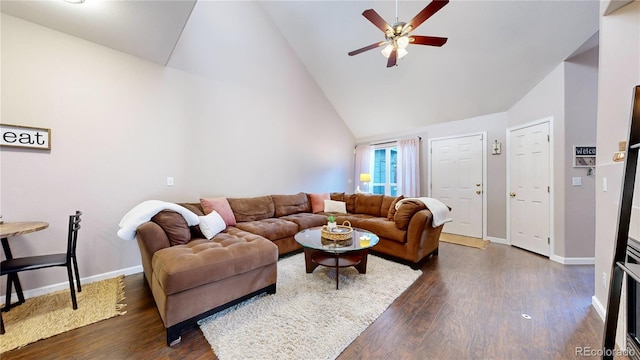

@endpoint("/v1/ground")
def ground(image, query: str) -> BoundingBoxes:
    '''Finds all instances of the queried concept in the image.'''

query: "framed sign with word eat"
[0,123,51,150]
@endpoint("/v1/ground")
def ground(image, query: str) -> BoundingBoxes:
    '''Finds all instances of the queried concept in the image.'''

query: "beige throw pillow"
[199,210,226,240]
[324,199,347,213]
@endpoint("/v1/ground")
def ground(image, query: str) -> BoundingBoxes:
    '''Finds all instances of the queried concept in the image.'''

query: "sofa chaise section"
[136,218,278,346]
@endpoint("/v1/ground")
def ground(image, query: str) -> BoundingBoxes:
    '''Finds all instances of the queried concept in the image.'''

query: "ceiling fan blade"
[410,35,448,47]
[386,48,397,68]
[362,9,392,33]
[348,41,386,56]
[406,0,449,32]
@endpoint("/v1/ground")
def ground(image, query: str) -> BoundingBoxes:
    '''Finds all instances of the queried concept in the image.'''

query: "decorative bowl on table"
[321,221,353,247]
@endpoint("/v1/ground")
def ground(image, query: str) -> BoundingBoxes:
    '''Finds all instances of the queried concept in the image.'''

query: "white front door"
[430,134,484,238]
[508,121,550,256]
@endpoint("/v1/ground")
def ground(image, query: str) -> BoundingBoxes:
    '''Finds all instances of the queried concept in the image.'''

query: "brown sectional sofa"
[135,192,445,345]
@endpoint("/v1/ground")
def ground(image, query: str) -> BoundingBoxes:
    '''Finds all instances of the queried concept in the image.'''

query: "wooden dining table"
[0,221,49,311]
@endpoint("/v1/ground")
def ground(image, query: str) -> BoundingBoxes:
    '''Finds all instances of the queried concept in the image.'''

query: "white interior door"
[508,122,550,256]
[430,134,484,238]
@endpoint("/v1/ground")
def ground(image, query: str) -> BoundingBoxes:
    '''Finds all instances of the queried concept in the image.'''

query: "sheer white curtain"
[397,137,421,197]
[354,145,372,192]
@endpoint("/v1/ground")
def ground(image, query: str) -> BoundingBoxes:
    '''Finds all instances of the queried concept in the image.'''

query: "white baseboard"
[592,295,606,321]
[485,237,595,265]
[550,255,595,265]
[486,236,508,245]
[591,296,627,351]
[3,265,143,301]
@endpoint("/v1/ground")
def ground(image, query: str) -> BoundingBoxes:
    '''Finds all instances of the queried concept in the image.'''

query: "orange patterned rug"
[0,276,126,353]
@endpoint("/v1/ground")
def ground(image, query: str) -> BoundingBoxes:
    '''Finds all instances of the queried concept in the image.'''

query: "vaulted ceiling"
[1,0,600,139]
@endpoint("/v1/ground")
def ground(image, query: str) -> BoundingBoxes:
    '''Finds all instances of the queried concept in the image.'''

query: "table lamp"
[359,173,371,193]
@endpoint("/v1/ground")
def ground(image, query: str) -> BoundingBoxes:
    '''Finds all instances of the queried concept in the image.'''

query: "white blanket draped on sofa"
[117,200,200,241]
[395,197,452,228]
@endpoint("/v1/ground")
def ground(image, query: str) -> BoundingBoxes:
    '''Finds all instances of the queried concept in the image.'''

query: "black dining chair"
[1,211,83,320]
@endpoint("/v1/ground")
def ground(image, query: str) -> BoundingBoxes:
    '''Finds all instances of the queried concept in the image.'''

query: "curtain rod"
[367,136,422,147]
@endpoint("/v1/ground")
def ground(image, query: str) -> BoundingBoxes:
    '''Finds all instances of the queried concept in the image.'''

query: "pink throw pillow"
[200,197,237,226]
[309,193,330,213]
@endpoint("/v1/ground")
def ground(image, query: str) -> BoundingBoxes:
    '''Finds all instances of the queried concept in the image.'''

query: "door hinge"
[548,237,550,244]
[547,134,550,142]
[547,186,550,193]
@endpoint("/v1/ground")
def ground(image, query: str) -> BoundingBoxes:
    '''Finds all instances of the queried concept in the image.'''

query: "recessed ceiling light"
[64,0,85,4]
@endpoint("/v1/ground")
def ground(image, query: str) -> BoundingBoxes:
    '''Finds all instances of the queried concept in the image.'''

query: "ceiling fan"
[348,0,449,68]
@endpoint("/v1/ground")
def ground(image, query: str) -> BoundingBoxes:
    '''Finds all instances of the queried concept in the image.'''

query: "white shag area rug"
[198,253,421,360]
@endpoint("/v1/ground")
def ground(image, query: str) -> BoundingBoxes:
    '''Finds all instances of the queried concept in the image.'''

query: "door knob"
[476,189,482,195]
[476,183,481,187]
[510,192,516,197]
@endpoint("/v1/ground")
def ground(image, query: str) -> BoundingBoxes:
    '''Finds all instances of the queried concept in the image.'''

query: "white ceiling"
[0,0,196,65]
[1,0,600,139]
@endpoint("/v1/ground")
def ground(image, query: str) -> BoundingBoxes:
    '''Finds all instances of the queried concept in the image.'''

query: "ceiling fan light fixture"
[397,36,410,49]
[381,44,394,58]
[348,0,449,67]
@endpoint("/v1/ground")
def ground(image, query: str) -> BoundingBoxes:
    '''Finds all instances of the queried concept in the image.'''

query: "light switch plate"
[572,177,582,186]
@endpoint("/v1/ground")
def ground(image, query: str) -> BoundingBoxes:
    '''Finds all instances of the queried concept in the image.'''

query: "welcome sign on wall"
[0,123,51,150]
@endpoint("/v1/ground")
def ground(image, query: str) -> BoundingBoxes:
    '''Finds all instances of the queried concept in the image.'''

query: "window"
[372,146,397,196]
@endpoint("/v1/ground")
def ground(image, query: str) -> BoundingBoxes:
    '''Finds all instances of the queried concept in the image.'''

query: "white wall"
[593,0,640,333]
[419,113,508,240]
[507,63,566,257]
[355,40,598,258]
[504,44,599,261]
[356,112,508,240]
[0,1,354,294]
[564,46,599,258]
[166,2,355,198]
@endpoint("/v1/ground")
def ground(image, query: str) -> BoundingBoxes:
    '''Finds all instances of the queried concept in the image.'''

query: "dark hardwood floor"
[2,242,616,359]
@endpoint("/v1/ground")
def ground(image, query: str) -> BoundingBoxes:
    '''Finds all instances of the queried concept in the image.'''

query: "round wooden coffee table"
[294,226,379,289]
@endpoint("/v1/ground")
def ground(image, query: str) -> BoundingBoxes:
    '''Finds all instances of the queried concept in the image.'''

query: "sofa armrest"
[136,221,171,283]
[137,221,171,254]
[405,209,441,258]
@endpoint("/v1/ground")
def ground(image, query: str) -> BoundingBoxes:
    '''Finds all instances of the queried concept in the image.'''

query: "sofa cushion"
[178,203,207,238]
[233,218,299,241]
[332,213,375,228]
[355,194,384,217]
[271,192,310,217]
[309,193,330,213]
[344,194,356,213]
[228,196,274,222]
[179,203,205,216]
[281,213,328,230]
[151,210,191,246]
[387,195,404,220]
[152,229,277,295]
[359,218,407,244]
[394,200,427,230]
[200,198,236,226]
[330,192,345,201]
[380,196,395,218]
